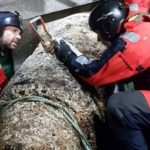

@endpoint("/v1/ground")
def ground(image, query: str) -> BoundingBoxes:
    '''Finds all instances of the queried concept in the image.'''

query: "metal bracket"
[28,16,56,53]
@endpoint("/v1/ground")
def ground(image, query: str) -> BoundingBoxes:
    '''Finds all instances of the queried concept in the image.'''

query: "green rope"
[0,96,92,150]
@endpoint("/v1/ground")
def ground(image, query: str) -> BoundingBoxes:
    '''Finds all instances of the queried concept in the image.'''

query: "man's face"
[1,26,22,49]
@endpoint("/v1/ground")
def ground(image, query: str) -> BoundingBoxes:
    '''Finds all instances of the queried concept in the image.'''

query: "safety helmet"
[0,11,23,33]
[89,0,129,41]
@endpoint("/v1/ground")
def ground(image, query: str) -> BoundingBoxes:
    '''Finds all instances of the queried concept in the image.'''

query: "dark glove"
[54,38,82,63]
[54,39,73,63]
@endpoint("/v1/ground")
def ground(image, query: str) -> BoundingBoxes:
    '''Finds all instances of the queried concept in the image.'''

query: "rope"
[0,96,92,150]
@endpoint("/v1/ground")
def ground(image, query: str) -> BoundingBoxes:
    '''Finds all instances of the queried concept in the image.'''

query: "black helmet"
[89,0,129,41]
[0,11,23,32]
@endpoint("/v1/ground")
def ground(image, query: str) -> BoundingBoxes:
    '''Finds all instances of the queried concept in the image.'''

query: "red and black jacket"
[65,15,150,86]
[0,47,14,92]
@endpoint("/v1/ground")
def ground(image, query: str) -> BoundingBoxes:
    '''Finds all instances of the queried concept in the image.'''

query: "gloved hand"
[54,38,82,63]
[54,38,73,63]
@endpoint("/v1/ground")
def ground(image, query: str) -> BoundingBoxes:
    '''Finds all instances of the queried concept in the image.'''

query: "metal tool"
[28,16,56,53]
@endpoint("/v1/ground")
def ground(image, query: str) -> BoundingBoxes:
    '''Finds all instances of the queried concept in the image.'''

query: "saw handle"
[28,16,48,40]
[28,16,56,53]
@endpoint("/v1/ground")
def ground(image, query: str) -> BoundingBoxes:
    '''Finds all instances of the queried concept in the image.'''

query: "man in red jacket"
[0,11,22,92]
[54,0,150,149]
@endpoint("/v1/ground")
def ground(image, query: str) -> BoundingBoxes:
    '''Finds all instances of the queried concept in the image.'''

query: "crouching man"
[0,11,23,92]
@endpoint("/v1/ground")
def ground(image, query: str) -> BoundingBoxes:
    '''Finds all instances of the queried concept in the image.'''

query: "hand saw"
[29,16,82,57]
[28,16,56,53]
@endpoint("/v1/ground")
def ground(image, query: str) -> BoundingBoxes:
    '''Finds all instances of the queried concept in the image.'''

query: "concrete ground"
[0,0,99,19]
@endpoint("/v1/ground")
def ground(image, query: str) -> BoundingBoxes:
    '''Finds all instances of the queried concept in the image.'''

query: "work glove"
[54,38,72,63]
[54,38,82,63]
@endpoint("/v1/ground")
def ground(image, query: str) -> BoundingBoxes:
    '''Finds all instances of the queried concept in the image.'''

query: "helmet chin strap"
[103,40,112,48]
[15,11,23,25]
[0,28,4,37]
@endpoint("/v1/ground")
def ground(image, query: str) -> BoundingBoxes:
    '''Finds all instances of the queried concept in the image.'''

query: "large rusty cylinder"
[0,13,106,150]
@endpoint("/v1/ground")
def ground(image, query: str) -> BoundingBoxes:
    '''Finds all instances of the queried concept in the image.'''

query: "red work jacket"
[0,66,7,92]
[82,17,150,86]
[0,48,14,93]
[81,16,150,105]
[127,0,150,7]
[125,0,150,17]
[125,0,150,11]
